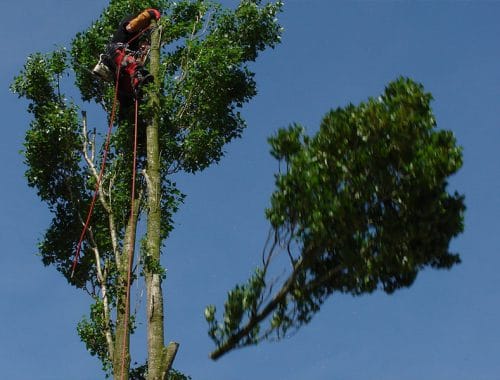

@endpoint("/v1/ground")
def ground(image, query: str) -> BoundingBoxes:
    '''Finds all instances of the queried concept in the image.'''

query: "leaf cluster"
[207,77,466,358]
[11,50,98,286]
[129,363,191,380]
[77,298,114,374]
[71,0,283,173]
[206,269,265,347]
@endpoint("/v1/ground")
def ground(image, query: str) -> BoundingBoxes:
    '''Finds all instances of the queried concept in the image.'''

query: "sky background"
[1,1,500,379]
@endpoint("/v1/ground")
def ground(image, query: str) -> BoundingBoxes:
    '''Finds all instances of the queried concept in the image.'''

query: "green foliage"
[157,0,283,172]
[11,49,95,287]
[207,77,465,358]
[206,269,264,347]
[169,369,192,380]
[13,0,283,375]
[268,123,307,162]
[77,299,114,375]
[71,0,283,173]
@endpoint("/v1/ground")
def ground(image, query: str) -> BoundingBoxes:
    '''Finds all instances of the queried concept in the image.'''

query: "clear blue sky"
[1,1,499,379]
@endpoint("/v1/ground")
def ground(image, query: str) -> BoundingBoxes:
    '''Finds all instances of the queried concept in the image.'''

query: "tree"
[206,77,465,359]
[11,0,282,379]
[11,0,465,376]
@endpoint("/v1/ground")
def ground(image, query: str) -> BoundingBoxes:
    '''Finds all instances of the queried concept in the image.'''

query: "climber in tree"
[93,8,161,104]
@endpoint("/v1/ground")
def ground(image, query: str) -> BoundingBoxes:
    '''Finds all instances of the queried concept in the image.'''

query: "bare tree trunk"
[145,22,175,380]
[113,208,139,380]
[113,285,130,380]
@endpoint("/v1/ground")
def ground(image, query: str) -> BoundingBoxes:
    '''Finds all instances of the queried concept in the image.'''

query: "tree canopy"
[12,0,283,378]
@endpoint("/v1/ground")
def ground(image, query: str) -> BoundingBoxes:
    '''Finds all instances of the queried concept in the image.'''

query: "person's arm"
[126,9,161,32]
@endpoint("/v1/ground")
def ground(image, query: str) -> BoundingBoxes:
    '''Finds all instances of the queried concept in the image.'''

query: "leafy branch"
[207,77,465,360]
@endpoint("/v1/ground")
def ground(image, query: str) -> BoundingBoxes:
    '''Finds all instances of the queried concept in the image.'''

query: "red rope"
[71,24,153,277]
[71,63,122,278]
[127,24,153,45]
[71,23,154,377]
[119,97,139,380]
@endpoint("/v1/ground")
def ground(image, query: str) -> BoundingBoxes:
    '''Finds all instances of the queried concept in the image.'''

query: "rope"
[71,21,157,378]
[70,23,155,277]
[71,62,122,278]
[119,97,139,380]
[117,24,156,380]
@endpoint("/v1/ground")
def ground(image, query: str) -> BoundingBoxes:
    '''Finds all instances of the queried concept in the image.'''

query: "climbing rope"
[70,23,156,379]
[118,24,154,380]
[71,62,122,278]
[70,23,154,277]
[119,96,139,380]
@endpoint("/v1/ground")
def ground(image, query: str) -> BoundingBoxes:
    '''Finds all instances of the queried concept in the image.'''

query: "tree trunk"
[145,22,169,380]
[113,284,130,380]
[113,205,139,380]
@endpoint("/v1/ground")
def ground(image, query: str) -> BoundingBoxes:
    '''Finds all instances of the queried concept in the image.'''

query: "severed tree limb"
[210,257,306,360]
[210,242,343,361]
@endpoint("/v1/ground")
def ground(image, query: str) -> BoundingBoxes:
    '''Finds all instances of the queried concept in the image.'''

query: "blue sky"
[1,1,500,379]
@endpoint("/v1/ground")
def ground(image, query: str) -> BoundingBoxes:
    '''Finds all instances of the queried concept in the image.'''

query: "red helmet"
[147,8,161,20]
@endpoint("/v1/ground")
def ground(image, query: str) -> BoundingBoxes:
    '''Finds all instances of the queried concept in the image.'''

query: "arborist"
[93,8,161,105]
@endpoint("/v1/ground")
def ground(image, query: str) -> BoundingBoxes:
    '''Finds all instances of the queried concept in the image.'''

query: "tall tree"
[11,0,282,379]
[206,77,465,359]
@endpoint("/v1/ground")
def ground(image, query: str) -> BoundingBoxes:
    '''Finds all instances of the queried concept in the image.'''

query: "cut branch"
[88,231,115,361]
[161,342,180,380]
[210,257,306,360]
[210,244,343,361]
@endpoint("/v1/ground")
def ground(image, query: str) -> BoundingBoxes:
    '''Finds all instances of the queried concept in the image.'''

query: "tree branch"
[210,242,343,361]
[81,111,120,265]
[210,257,306,360]
[88,231,115,362]
[71,185,115,362]
[161,341,180,380]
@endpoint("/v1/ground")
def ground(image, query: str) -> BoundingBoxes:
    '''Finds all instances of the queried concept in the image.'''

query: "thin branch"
[81,111,120,266]
[210,241,343,361]
[81,112,109,210]
[175,12,209,120]
[107,171,120,264]
[70,179,115,361]
[210,256,306,360]
[86,229,115,361]
[261,228,274,267]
